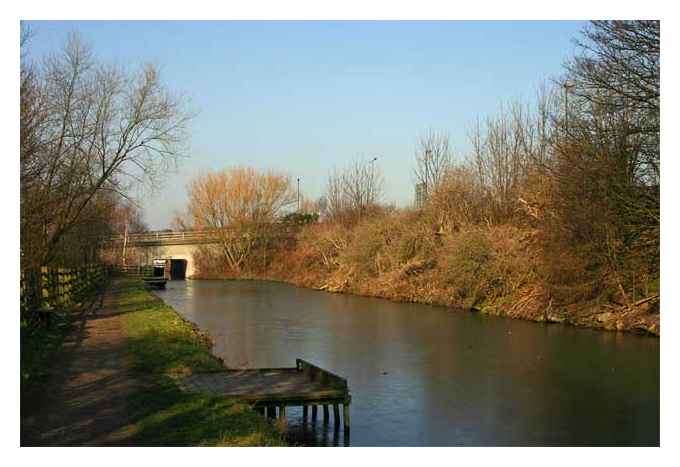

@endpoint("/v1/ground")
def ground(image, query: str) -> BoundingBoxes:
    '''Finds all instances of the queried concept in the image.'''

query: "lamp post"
[370,156,378,184]
[369,157,378,208]
[424,149,432,197]
[563,80,575,135]
[297,177,300,212]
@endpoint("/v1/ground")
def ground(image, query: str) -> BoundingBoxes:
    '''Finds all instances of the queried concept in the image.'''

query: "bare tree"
[187,167,295,270]
[20,33,192,268]
[468,102,536,222]
[324,168,346,220]
[532,83,561,167]
[324,158,384,223]
[342,159,383,212]
[565,20,659,184]
[414,130,452,198]
[549,20,661,284]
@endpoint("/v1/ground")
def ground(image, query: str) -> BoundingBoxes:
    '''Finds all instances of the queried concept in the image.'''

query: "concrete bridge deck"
[104,228,295,279]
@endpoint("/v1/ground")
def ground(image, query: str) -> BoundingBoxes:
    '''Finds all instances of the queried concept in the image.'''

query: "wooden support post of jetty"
[323,404,329,423]
[312,405,318,421]
[333,404,340,427]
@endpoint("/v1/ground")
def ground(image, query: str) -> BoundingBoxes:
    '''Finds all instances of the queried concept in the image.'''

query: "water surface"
[154,279,659,446]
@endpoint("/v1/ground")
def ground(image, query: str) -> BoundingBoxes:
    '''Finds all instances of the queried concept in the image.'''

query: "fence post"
[68,268,72,305]
[41,267,49,308]
[78,267,83,301]
[55,268,61,307]
[64,268,71,306]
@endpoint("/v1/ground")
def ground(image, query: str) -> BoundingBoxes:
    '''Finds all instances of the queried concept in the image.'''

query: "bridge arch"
[153,245,199,278]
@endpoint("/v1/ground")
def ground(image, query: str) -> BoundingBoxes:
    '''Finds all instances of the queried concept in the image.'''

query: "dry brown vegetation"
[185,167,296,271]
[190,21,659,335]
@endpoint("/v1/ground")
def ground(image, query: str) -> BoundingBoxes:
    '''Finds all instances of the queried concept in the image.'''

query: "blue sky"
[24,20,585,229]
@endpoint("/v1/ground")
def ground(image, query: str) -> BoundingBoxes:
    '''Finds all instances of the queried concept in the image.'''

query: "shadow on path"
[21,280,141,446]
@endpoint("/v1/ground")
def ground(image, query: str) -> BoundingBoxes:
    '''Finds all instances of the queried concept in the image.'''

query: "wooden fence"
[20,264,108,320]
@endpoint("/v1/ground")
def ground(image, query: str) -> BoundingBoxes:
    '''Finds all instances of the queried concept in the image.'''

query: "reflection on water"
[284,409,350,447]
[154,280,659,446]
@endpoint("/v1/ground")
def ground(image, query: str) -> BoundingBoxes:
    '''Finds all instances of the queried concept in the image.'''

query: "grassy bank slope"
[118,279,286,446]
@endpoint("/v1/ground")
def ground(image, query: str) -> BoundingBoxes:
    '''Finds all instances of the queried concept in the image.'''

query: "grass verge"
[118,278,286,446]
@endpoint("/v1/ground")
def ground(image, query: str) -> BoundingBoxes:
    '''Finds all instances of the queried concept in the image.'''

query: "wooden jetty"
[179,359,352,431]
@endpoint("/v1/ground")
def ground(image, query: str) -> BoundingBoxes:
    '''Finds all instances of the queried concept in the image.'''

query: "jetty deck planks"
[178,359,351,431]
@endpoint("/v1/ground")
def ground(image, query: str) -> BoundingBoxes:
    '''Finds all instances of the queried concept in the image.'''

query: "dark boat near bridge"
[142,277,167,289]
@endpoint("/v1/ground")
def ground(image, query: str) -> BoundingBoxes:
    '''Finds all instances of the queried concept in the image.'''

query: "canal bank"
[190,223,659,337]
[192,270,660,337]
[21,278,286,446]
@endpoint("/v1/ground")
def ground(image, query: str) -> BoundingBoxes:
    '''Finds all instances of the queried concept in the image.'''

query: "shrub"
[296,222,351,271]
[341,214,401,276]
[425,164,490,231]
[440,228,494,306]
[281,212,319,225]
[391,211,439,265]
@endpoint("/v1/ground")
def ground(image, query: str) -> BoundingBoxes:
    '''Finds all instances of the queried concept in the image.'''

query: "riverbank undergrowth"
[192,214,659,336]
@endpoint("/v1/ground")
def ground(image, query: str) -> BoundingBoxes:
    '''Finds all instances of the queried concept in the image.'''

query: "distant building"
[415,183,427,208]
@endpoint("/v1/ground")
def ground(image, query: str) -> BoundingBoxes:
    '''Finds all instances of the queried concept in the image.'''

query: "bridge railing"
[106,229,221,244]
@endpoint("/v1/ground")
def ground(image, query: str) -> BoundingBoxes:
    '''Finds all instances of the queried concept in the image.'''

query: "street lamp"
[297,177,300,212]
[425,149,432,197]
[563,80,575,135]
[369,157,379,208]
[369,156,378,177]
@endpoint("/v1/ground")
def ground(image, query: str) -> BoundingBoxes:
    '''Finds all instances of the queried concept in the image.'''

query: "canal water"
[154,279,659,446]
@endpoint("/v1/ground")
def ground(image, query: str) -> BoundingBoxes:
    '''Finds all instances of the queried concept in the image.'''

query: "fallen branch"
[630,295,660,308]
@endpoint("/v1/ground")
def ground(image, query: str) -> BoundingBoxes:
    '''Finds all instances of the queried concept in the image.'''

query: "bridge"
[104,230,222,279]
[103,227,295,279]
[108,230,222,246]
